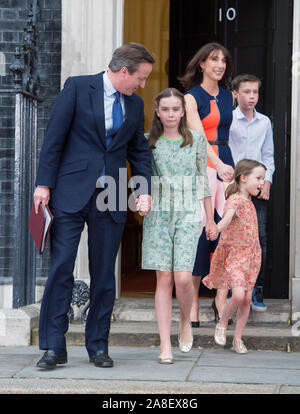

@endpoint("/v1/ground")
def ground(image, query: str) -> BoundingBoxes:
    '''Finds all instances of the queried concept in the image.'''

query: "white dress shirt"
[103,71,125,135]
[229,106,275,183]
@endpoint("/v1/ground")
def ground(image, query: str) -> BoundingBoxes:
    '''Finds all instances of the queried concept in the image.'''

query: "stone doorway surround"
[61,0,124,302]
[290,0,300,322]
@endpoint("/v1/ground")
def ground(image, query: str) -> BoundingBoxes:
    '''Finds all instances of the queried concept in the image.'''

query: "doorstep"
[31,298,300,352]
[112,298,291,324]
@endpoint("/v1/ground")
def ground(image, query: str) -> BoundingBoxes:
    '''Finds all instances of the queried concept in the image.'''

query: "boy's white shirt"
[229,106,275,183]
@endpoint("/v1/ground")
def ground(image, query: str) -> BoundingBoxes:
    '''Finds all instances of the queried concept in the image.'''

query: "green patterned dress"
[142,129,211,272]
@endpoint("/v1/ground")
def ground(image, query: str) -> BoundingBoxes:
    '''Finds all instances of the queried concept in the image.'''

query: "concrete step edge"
[31,324,299,352]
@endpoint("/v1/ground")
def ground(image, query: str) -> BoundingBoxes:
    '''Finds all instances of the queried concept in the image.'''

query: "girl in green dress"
[141,88,217,364]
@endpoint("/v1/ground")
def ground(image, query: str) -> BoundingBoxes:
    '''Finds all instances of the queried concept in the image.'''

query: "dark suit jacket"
[35,72,152,223]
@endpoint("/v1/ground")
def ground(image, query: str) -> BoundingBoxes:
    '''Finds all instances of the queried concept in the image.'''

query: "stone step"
[31,321,299,352]
[112,298,291,324]
[31,298,299,352]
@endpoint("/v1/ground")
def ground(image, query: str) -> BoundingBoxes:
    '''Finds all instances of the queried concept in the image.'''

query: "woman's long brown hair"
[178,42,234,91]
[148,88,193,149]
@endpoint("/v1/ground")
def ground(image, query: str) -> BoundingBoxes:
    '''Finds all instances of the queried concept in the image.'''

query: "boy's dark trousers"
[253,198,268,287]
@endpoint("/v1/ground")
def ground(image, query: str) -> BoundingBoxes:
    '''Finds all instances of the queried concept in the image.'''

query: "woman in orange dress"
[180,43,235,326]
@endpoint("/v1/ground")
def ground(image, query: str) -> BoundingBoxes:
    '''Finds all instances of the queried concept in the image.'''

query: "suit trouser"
[253,198,268,287]
[38,189,125,356]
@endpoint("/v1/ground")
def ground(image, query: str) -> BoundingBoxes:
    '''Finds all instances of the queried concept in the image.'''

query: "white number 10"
[219,7,237,22]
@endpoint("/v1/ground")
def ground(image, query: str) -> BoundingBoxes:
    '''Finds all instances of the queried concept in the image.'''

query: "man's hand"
[258,181,271,200]
[136,194,152,216]
[33,186,50,214]
[216,162,234,183]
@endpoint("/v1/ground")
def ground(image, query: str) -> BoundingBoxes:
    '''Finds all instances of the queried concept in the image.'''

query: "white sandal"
[178,323,193,353]
[158,355,174,364]
[232,338,248,354]
[214,323,226,346]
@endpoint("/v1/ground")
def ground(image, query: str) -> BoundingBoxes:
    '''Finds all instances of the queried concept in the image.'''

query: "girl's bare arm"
[217,208,235,232]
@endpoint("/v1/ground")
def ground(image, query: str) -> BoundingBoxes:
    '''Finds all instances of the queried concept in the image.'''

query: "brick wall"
[0,0,62,303]
[35,0,61,288]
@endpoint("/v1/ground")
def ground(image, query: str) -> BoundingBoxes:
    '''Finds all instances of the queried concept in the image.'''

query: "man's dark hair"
[109,42,155,74]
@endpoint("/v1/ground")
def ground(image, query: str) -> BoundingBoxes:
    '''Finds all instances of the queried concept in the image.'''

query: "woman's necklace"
[201,83,219,102]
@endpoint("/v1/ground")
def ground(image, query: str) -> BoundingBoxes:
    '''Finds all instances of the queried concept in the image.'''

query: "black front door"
[169,0,293,298]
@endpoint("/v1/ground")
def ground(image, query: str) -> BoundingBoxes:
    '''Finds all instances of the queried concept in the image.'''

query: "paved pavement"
[0,345,300,395]
[1,298,299,400]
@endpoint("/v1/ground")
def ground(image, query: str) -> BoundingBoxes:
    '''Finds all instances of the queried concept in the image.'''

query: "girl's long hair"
[148,88,193,149]
[226,159,267,199]
[178,42,233,91]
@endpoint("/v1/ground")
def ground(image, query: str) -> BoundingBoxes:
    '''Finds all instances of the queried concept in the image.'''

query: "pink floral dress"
[202,193,261,291]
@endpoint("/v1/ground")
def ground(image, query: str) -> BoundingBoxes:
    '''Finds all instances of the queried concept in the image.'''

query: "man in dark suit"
[34,43,154,369]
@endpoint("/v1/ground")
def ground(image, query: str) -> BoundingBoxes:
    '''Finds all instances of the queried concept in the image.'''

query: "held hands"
[136,194,152,216]
[216,162,234,183]
[33,186,50,214]
[205,220,219,241]
[258,181,271,200]
[33,187,152,216]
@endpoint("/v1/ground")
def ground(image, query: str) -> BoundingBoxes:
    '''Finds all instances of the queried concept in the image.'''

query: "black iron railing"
[7,0,41,307]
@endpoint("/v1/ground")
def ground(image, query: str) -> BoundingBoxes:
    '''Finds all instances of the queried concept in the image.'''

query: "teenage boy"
[229,74,275,311]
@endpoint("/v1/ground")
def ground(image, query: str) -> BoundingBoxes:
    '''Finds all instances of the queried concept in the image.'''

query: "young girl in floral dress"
[141,88,217,364]
[202,159,266,353]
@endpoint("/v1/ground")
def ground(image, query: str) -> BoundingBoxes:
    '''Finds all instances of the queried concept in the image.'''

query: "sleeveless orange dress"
[186,85,234,277]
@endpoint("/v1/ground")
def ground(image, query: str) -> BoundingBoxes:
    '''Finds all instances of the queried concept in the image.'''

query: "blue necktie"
[100,92,123,187]
[106,91,123,148]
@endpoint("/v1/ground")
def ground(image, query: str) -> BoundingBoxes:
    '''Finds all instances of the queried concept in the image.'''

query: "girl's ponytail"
[225,182,239,199]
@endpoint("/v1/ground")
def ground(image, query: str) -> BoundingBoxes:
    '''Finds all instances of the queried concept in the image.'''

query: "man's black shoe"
[89,350,113,368]
[36,350,67,369]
